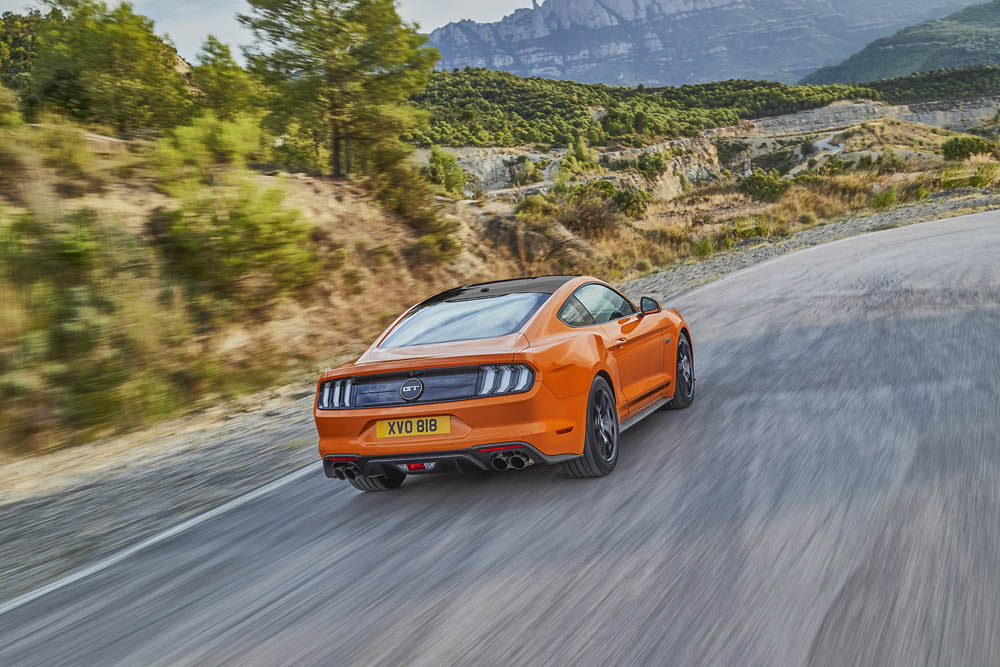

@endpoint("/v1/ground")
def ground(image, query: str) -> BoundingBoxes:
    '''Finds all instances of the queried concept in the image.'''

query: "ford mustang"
[314,275,694,491]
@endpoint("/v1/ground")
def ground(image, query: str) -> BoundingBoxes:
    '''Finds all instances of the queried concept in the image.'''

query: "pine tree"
[239,0,439,177]
[191,36,259,121]
[29,1,192,133]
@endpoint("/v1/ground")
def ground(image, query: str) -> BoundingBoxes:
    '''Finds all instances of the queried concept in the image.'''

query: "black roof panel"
[418,276,577,306]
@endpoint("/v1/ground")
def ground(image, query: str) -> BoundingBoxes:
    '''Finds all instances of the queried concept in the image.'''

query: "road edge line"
[0,461,321,618]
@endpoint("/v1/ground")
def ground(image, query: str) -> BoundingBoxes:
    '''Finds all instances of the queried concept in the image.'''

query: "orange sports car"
[314,276,695,491]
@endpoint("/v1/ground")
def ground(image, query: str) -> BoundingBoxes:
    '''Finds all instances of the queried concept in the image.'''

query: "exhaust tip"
[509,454,527,470]
[490,455,509,471]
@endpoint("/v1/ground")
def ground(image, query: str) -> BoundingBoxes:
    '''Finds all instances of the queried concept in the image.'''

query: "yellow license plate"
[376,416,451,439]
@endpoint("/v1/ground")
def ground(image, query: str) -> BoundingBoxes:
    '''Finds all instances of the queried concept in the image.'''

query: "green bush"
[0,86,21,127]
[738,169,790,202]
[693,236,713,257]
[511,156,546,186]
[0,208,203,450]
[155,113,266,186]
[942,136,997,161]
[516,194,559,219]
[614,188,653,219]
[159,179,317,309]
[871,186,897,209]
[635,151,670,180]
[422,145,467,196]
[938,163,1000,189]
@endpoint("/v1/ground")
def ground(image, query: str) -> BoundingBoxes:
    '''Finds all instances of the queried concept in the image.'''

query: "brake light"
[477,364,534,397]
[318,379,353,409]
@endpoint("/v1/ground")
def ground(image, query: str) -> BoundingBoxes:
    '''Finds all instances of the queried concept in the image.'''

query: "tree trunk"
[344,134,351,175]
[331,118,342,177]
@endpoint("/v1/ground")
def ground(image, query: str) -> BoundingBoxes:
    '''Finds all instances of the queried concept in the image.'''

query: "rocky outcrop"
[600,136,723,199]
[753,96,1000,134]
[413,146,565,191]
[428,0,975,86]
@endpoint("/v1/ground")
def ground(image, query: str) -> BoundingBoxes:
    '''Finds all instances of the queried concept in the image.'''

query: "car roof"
[416,276,579,306]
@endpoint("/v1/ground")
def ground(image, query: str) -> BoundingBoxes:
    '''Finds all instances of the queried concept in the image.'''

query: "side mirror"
[640,297,662,316]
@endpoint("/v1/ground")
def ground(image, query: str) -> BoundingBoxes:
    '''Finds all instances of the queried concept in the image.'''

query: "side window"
[573,284,637,324]
[558,295,598,327]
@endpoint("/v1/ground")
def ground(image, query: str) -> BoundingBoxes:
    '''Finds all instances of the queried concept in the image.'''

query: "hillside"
[427,0,974,86]
[803,0,1000,84]
[411,67,1000,149]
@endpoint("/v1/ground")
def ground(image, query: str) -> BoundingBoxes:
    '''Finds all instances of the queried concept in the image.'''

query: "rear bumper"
[323,443,580,478]
[315,380,588,460]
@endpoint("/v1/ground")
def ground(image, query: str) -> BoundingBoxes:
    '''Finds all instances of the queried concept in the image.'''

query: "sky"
[0,0,532,62]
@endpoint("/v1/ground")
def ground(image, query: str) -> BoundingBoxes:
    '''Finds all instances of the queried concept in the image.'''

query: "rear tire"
[564,376,619,478]
[667,334,695,410]
[348,466,406,492]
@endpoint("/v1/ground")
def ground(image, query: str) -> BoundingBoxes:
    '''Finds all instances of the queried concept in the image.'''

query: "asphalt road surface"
[3,212,1000,666]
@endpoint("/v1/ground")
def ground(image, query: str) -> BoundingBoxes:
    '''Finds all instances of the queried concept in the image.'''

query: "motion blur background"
[3,0,1000,664]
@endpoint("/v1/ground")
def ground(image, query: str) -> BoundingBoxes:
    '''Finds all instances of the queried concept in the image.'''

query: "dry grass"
[834,120,960,155]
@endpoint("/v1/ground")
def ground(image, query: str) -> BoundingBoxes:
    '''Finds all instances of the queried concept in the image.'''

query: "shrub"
[342,269,364,295]
[871,186,897,209]
[738,169,790,202]
[510,156,546,186]
[942,136,996,162]
[692,236,713,257]
[404,233,461,266]
[0,86,21,127]
[876,149,906,173]
[516,194,559,219]
[0,208,202,451]
[938,163,1000,189]
[559,197,622,239]
[422,145,467,196]
[155,113,266,186]
[614,188,653,219]
[37,119,98,184]
[635,151,670,180]
[158,179,317,309]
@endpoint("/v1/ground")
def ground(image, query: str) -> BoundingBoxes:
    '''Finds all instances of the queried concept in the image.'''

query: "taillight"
[318,379,353,409]
[477,364,535,397]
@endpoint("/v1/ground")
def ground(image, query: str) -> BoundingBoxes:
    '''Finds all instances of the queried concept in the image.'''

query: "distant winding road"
[2,212,1000,666]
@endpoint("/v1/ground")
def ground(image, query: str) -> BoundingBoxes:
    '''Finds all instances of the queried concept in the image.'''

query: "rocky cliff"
[428,0,974,86]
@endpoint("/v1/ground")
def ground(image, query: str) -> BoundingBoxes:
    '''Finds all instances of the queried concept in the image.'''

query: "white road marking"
[0,462,322,618]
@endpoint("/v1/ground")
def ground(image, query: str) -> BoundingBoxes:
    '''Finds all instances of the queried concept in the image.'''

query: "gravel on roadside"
[2,189,998,601]
[622,190,1000,300]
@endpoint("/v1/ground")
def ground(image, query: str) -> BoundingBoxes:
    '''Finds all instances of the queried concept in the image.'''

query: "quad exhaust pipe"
[489,451,531,471]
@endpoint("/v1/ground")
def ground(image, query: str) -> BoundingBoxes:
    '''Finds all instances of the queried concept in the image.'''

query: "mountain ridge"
[802,0,1000,84]
[427,0,975,86]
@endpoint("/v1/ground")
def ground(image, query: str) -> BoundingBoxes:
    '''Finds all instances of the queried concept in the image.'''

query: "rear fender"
[520,332,619,401]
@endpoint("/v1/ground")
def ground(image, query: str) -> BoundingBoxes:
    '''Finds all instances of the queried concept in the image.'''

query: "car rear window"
[380,292,550,348]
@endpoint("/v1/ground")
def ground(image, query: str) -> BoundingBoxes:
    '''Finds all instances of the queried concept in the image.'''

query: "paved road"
[3,213,1000,666]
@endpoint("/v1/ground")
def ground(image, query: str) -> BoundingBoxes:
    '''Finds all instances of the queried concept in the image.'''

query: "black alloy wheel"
[564,376,620,478]
[668,334,695,409]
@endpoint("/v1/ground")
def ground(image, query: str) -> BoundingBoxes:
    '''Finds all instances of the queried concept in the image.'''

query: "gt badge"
[400,378,424,401]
